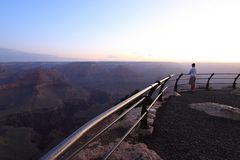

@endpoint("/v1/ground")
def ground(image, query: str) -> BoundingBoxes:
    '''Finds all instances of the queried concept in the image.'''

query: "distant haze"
[0,48,240,75]
[0,48,78,62]
[179,63,240,73]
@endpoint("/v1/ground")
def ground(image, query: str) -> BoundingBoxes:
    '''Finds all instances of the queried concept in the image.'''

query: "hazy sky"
[1,0,240,62]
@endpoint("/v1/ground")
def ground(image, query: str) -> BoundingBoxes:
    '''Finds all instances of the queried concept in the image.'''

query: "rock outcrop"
[75,105,162,160]
[0,68,113,159]
[189,102,240,120]
[75,141,161,160]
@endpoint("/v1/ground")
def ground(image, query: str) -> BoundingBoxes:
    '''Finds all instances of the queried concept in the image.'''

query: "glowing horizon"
[1,0,240,63]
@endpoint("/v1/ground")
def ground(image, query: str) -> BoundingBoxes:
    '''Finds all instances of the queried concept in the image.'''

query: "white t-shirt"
[189,67,197,77]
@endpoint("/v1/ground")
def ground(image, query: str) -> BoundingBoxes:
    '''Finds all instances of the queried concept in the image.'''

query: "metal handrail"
[41,75,174,160]
[42,72,239,160]
[211,78,235,79]
[182,73,239,75]
[174,73,240,91]
[174,73,183,91]
[103,87,168,160]
[233,74,240,89]
[67,97,146,160]
[206,73,215,89]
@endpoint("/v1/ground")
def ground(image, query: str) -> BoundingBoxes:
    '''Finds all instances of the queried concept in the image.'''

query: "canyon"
[0,62,183,159]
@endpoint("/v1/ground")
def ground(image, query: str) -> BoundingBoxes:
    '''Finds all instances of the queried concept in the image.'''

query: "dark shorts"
[189,77,196,85]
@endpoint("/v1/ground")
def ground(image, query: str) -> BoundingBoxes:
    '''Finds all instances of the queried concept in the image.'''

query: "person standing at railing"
[189,63,197,91]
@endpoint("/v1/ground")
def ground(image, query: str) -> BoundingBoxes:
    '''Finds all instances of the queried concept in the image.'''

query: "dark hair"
[192,63,195,67]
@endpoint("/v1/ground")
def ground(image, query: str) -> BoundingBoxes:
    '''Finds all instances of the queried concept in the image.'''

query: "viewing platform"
[41,73,240,160]
[145,89,240,160]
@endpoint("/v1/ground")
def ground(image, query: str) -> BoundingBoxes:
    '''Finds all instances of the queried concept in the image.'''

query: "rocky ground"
[144,90,240,160]
[74,107,161,160]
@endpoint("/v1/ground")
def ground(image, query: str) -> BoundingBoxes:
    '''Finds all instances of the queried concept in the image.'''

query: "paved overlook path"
[144,90,240,160]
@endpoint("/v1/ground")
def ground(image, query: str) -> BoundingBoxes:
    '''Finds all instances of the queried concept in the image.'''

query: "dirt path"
[144,90,240,160]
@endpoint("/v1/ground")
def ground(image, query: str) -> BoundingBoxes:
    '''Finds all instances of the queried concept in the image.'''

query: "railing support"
[140,75,173,129]
[140,81,160,129]
[174,73,183,92]
[158,75,172,101]
[233,73,240,89]
[206,73,214,89]
[41,73,240,160]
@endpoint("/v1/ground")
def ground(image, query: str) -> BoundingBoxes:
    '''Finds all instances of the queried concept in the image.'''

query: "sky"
[1,0,240,62]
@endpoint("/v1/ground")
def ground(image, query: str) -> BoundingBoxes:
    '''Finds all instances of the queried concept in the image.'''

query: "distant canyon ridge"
[0,61,183,159]
[0,49,240,159]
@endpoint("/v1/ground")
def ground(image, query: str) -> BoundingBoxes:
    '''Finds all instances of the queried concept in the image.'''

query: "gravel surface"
[144,90,240,160]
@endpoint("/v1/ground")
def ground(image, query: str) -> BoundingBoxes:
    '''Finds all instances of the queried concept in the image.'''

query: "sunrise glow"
[1,0,240,62]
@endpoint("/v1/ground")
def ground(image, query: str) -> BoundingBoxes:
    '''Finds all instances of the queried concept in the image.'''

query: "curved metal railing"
[41,72,240,160]
[41,75,174,160]
[174,73,240,91]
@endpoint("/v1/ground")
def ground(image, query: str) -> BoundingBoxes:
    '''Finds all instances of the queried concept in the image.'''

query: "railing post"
[158,75,171,101]
[206,73,214,89]
[174,73,183,92]
[233,73,240,89]
[140,82,160,129]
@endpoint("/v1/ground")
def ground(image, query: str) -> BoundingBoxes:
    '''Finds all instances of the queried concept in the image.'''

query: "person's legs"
[191,83,195,91]
[191,77,196,91]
